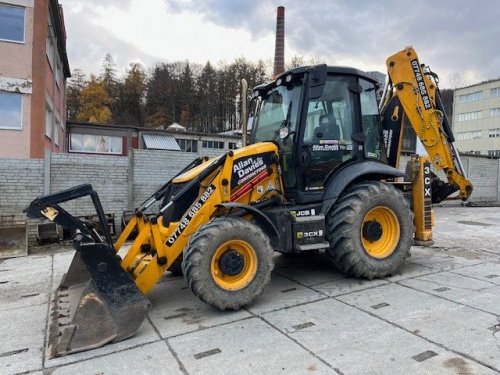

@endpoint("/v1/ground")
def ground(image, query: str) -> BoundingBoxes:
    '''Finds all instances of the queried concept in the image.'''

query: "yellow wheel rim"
[211,240,257,291]
[361,206,400,259]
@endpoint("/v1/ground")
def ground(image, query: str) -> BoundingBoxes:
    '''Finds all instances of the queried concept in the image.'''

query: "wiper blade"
[271,119,289,142]
[271,101,293,142]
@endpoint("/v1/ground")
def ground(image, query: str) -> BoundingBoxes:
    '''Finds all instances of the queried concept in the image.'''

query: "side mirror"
[308,64,327,99]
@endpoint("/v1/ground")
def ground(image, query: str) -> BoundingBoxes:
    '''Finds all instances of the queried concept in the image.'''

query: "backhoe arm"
[381,47,473,201]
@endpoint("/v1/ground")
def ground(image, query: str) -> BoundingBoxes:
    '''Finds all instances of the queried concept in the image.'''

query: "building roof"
[254,65,378,92]
[50,0,70,77]
[67,121,241,140]
[455,77,500,92]
[142,133,181,151]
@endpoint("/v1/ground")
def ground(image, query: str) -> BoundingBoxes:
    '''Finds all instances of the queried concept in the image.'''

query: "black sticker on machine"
[166,184,216,246]
[380,96,403,167]
[231,152,275,189]
[411,59,432,110]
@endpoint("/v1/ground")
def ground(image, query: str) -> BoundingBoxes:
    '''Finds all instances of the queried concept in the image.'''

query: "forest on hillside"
[67,54,314,133]
[67,54,456,133]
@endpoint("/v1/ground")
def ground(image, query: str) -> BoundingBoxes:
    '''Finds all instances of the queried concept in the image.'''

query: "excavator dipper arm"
[380,47,473,202]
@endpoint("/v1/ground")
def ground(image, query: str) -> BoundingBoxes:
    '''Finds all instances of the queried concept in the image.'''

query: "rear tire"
[326,181,413,279]
[182,217,274,310]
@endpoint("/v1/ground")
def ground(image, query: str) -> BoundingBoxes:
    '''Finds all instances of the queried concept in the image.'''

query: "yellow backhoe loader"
[26,47,472,357]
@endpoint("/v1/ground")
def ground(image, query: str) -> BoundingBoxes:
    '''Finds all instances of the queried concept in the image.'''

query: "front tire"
[182,217,274,310]
[326,181,413,279]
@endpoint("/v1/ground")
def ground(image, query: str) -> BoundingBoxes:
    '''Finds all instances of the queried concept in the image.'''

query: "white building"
[452,79,500,157]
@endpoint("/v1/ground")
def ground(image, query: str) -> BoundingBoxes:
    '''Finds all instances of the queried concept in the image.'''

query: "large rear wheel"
[326,181,413,279]
[182,217,274,310]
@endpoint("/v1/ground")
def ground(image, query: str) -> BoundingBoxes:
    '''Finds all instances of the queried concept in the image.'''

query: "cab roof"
[254,65,378,92]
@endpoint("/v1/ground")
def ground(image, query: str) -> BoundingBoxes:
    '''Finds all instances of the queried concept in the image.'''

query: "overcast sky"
[60,0,500,88]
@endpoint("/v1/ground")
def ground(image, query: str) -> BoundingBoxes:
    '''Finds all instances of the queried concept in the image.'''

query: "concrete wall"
[1,151,499,244]
[50,153,129,221]
[131,149,198,208]
[0,158,43,225]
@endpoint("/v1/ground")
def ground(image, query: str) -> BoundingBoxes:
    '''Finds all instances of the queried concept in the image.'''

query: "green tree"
[101,53,118,96]
[66,68,86,121]
[113,63,147,125]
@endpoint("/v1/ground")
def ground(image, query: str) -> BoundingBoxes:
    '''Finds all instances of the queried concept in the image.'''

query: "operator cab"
[249,65,386,204]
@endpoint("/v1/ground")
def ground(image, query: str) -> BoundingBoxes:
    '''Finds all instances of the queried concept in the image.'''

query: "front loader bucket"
[49,243,151,357]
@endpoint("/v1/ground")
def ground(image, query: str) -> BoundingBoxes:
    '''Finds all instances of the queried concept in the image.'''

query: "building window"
[0,4,25,43]
[45,104,53,139]
[0,92,22,130]
[488,150,500,158]
[228,142,237,150]
[55,58,62,87]
[202,140,224,149]
[491,88,500,98]
[177,138,198,152]
[456,131,482,140]
[69,134,123,154]
[457,111,482,122]
[458,91,482,104]
[490,108,500,117]
[488,128,500,138]
[54,116,60,145]
[46,20,55,68]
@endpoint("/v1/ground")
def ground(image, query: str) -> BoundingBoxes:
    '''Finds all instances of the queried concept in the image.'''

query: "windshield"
[251,77,303,144]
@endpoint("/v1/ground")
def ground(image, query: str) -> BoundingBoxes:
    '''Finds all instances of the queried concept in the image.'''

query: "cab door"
[300,75,357,190]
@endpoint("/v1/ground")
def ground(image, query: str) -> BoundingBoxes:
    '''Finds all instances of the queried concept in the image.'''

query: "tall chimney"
[273,6,285,78]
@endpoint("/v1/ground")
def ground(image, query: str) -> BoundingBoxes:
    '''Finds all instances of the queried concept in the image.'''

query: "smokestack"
[273,6,285,78]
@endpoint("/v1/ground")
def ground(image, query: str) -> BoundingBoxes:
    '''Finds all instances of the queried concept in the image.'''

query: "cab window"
[301,75,356,190]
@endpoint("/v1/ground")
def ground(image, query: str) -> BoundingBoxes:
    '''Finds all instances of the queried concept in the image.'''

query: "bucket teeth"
[46,247,151,357]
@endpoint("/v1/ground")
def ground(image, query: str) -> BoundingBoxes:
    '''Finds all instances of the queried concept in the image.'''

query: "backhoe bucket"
[49,243,151,357]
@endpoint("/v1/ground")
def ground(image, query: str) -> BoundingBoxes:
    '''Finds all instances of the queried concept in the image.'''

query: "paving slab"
[399,271,500,315]
[0,304,46,375]
[311,276,388,297]
[433,207,500,257]
[147,276,252,338]
[169,317,334,375]
[48,341,182,375]
[407,247,485,271]
[337,283,500,371]
[246,274,325,314]
[0,266,51,311]
[264,298,494,374]
[275,259,345,286]
[45,318,160,368]
[386,257,438,282]
[451,262,500,285]
[0,254,52,272]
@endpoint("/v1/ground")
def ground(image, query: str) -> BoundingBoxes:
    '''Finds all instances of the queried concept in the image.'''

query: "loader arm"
[380,47,473,202]
[26,142,283,357]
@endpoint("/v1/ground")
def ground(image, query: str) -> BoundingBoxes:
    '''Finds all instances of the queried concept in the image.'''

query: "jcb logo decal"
[291,209,316,217]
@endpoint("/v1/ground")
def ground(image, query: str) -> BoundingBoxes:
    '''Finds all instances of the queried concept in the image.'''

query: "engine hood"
[173,142,279,184]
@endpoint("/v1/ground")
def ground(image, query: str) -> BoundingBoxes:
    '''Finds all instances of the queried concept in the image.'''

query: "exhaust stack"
[273,6,285,78]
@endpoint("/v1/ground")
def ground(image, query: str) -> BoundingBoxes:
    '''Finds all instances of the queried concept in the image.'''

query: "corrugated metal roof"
[142,133,181,151]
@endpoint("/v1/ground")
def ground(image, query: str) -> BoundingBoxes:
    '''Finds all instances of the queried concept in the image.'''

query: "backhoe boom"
[381,47,473,201]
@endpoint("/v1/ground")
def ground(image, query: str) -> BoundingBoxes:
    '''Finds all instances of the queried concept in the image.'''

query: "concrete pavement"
[1,206,499,374]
